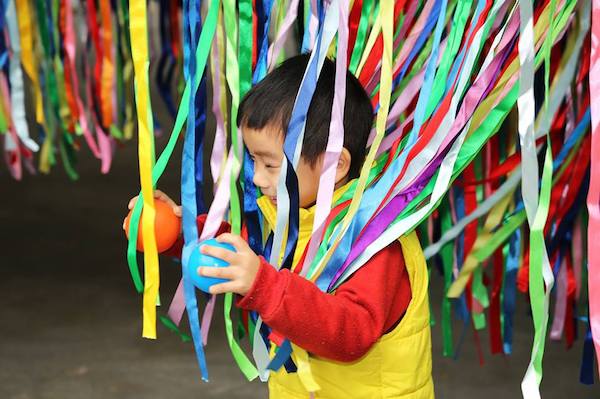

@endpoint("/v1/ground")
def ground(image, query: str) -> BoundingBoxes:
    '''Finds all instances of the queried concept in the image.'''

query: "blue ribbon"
[0,0,8,70]
[267,339,293,371]
[580,324,595,385]
[180,0,208,381]
[452,184,471,360]
[390,0,442,93]
[454,185,471,323]
[244,151,264,255]
[300,0,312,53]
[252,0,274,84]
[194,70,208,213]
[547,176,589,256]
[245,0,274,256]
[444,0,486,95]
[156,0,178,118]
[270,5,330,273]
[503,228,520,355]
[261,3,334,370]
[44,0,55,57]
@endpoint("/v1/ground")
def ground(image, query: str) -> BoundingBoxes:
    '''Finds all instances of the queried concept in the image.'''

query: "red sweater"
[167,217,412,363]
[237,240,411,362]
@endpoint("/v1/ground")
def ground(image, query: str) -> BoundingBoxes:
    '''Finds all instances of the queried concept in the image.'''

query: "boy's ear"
[335,148,351,184]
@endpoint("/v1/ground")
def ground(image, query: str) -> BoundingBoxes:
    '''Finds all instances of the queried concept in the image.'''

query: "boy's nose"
[252,170,269,190]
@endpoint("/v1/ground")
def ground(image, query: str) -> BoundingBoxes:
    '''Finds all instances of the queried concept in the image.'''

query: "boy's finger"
[215,233,247,252]
[127,195,139,209]
[201,244,237,264]
[154,190,172,204]
[154,190,181,215]
[198,265,236,280]
[208,281,239,295]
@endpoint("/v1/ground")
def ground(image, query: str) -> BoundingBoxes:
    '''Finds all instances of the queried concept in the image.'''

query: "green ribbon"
[222,0,259,380]
[349,0,374,74]
[525,0,558,387]
[160,315,192,342]
[440,198,455,357]
[424,0,473,119]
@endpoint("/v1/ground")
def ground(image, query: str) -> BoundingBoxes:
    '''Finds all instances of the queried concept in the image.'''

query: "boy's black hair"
[237,54,374,179]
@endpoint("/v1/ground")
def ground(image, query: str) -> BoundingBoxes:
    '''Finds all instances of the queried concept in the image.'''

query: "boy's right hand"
[123,190,182,230]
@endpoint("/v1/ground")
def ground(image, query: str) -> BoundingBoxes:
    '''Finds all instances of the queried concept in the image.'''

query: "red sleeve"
[162,215,230,258]
[236,240,411,362]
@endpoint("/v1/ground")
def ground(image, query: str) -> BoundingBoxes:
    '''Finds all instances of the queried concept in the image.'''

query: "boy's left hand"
[198,233,261,296]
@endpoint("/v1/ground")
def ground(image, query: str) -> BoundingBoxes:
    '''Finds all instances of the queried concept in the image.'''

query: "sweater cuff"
[236,256,288,318]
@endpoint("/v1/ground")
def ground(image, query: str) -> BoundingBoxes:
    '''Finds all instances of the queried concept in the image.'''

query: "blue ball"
[187,238,236,293]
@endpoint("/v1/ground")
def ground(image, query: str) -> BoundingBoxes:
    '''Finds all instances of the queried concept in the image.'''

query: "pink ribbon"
[267,0,300,69]
[302,0,349,272]
[65,0,102,160]
[587,0,600,379]
[168,151,237,326]
[0,74,22,180]
[550,257,568,340]
[83,34,113,173]
[572,215,583,299]
[209,28,227,184]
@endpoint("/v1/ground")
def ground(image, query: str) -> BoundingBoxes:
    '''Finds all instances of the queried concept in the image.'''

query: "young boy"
[127,54,433,398]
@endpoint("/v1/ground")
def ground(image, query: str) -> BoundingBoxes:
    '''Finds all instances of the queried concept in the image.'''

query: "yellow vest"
[257,194,434,399]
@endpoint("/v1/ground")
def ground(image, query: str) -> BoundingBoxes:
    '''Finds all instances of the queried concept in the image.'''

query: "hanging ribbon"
[588,0,600,382]
[129,0,159,340]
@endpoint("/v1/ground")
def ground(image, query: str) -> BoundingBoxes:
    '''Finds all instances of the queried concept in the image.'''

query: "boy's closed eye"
[250,153,281,170]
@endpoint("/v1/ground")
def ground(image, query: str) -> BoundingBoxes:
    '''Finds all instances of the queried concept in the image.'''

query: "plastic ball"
[124,198,181,253]
[187,238,235,293]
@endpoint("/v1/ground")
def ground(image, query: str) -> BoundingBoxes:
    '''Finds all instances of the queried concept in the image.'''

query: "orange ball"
[124,199,181,253]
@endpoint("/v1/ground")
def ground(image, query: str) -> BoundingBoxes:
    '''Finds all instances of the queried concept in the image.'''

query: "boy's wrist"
[236,257,286,317]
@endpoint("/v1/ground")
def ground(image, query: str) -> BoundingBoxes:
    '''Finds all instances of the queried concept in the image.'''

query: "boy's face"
[242,125,322,208]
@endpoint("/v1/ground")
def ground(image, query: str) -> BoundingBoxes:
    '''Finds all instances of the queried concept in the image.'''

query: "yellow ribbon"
[15,0,44,124]
[290,343,321,393]
[447,189,515,297]
[129,0,159,339]
[355,8,381,76]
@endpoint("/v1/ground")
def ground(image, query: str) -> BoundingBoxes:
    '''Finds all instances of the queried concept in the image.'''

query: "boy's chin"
[299,198,317,209]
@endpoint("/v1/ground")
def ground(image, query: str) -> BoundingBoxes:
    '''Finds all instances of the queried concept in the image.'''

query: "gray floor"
[1,139,598,399]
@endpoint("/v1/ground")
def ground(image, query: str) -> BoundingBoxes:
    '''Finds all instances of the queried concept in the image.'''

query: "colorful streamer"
[3,0,598,395]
